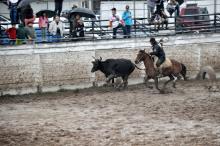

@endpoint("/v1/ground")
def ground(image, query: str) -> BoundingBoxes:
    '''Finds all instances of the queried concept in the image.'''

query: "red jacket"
[6,27,16,39]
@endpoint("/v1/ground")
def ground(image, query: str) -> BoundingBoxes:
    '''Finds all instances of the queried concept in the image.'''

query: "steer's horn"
[92,56,96,60]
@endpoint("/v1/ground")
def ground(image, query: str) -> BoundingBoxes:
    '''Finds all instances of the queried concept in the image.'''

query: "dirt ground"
[0,80,220,146]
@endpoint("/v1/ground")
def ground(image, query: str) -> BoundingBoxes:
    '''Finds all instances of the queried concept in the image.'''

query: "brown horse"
[135,50,187,92]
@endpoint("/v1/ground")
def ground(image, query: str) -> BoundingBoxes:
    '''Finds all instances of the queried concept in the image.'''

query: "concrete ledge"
[0,33,220,96]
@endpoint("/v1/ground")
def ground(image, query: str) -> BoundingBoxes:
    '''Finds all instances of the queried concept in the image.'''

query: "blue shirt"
[122,10,133,26]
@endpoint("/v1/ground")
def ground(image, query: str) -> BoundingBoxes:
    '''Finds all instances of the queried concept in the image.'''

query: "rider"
[149,37,166,75]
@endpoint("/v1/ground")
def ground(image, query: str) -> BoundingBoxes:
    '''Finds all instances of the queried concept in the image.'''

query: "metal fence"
[1,1,220,45]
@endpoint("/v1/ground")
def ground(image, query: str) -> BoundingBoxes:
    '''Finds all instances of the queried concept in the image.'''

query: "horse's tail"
[180,63,187,80]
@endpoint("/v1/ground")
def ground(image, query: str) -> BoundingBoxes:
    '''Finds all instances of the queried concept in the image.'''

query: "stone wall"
[0,33,220,95]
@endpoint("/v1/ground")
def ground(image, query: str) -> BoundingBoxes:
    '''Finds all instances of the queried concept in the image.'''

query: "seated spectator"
[16,24,26,45]
[6,24,16,45]
[24,22,36,44]
[151,12,162,31]
[109,7,126,39]
[160,10,168,29]
[49,15,64,42]
[39,12,48,42]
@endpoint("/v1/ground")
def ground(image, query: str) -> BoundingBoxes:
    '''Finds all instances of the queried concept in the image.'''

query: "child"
[39,12,48,41]
[6,24,16,45]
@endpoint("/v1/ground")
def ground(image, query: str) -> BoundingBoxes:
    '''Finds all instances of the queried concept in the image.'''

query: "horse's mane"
[139,50,154,62]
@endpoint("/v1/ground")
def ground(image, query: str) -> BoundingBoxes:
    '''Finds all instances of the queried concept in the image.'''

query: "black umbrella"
[69,8,96,18]
[36,10,56,18]
[17,0,35,8]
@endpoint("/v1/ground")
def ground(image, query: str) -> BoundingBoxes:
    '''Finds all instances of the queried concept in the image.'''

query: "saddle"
[153,56,172,69]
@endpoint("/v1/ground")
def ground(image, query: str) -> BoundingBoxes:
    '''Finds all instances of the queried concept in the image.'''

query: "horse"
[134,50,187,92]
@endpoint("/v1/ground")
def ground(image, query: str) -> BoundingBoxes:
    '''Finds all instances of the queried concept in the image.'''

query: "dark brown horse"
[135,50,187,92]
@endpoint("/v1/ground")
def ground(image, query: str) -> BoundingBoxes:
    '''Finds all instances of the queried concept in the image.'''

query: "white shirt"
[109,14,121,28]
[9,0,18,4]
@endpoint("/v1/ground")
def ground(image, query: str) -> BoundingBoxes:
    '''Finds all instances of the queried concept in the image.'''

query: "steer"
[91,57,141,88]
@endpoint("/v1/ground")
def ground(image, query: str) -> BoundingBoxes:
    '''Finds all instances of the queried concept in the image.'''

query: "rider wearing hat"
[149,37,166,73]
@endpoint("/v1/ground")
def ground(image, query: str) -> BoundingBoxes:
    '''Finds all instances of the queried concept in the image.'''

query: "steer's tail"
[134,64,145,70]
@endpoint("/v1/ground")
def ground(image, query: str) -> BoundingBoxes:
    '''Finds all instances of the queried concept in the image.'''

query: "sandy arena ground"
[0,80,220,146]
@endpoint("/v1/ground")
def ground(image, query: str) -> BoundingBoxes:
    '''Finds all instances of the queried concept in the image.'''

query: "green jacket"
[16,24,26,39]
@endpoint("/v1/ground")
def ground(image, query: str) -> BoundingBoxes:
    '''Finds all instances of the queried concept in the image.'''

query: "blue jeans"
[113,24,126,39]
[10,5,18,24]
[125,25,131,38]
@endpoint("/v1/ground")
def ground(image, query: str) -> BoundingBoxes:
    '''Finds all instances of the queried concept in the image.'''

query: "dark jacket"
[150,42,165,59]
[16,24,26,39]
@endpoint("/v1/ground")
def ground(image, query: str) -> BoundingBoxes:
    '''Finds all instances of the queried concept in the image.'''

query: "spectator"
[24,5,35,26]
[6,24,17,45]
[73,14,84,38]
[69,5,78,38]
[109,7,126,39]
[147,0,156,23]
[155,0,165,12]
[24,21,36,44]
[122,5,133,38]
[166,0,180,17]
[151,12,162,31]
[39,12,48,42]
[54,0,64,16]
[49,15,64,42]
[16,23,26,45]
[160,10,168,29]
[8,0,19,24]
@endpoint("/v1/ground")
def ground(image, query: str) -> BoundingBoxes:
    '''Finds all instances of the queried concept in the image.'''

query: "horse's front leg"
[144,76,153,89]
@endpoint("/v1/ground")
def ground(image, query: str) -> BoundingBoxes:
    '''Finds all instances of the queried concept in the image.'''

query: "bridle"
[136,52,145,63]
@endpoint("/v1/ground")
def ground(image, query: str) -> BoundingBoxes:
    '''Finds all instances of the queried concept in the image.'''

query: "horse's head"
[91,56,102,73]
[135,50,151,64]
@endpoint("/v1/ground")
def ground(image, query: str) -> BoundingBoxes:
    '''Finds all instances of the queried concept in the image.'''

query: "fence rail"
[1,12,220,45]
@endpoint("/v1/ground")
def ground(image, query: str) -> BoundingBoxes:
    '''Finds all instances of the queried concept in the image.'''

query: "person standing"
[8,0,19,24]
[6,24,17,45]
[122,5,133,38]
[109,7,126,39]
[54,0,64,16]
[147,0,156,23]
[39,12,48,42]
[166,0,180,17]
[155,0,165,12]
[49,15,64,42]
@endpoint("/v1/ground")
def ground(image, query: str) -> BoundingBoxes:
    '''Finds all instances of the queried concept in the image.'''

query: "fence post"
[214,0,217,33]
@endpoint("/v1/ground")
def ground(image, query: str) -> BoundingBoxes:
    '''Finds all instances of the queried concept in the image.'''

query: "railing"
[1,13,220,45]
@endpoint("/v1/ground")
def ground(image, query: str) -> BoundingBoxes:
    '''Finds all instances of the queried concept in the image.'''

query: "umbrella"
[69,8,96,18]
[36,10,56,18]
[17,0,35,8]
